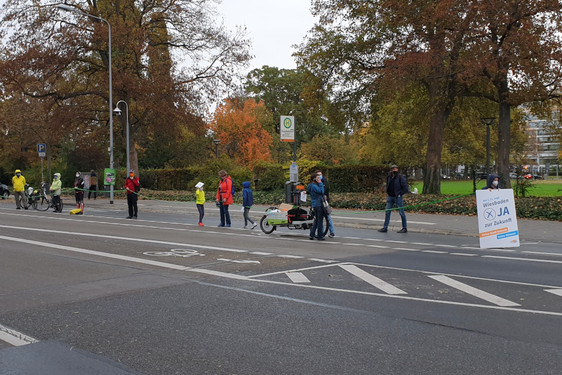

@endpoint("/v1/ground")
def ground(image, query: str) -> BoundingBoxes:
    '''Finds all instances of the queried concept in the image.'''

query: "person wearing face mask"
[483,174,501,191]
[125,169,140,219]
[12,169,27,209]
[74,172,85,214]
[378,165,409,233]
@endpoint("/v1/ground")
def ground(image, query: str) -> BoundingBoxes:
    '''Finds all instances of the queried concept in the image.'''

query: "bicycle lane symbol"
[143,249,206,258]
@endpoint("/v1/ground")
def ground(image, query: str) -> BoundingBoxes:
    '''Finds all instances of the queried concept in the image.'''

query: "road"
[1,199,561,374]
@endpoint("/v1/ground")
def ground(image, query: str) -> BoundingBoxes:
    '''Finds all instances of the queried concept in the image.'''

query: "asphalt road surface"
[1,199,561,374]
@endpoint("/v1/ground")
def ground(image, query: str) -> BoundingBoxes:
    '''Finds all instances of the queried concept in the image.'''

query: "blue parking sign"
[37,143,46,157]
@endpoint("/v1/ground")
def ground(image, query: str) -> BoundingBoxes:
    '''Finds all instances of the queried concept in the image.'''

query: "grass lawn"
[411,179,562,197]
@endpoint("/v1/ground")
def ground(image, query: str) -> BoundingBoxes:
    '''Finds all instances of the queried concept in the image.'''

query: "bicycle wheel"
[260,215,276,234]
[36,196,50,211]
[30,196,37,209]
[57,200,64,212]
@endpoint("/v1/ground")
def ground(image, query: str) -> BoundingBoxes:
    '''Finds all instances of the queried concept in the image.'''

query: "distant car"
[523,174,543,180]
[0,184,9,199]
[509,172,518,179]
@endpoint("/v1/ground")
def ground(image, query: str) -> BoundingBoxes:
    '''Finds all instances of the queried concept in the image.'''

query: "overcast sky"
[217,0,316,73]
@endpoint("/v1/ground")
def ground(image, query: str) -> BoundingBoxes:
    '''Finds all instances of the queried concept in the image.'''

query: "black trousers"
[127,194,138,217]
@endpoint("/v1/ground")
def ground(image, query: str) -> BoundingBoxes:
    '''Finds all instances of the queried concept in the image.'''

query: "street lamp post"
[57,4,114,203]
[213,139,221,158]
[480,117,495,176]
[114,101,130,173]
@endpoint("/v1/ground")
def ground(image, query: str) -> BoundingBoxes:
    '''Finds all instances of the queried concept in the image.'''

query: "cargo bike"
[259,182,329,236]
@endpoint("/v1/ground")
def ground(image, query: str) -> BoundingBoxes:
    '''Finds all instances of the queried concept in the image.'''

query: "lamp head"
[113,107,122,116]
[480,117,495,126]
[213,139,221,145]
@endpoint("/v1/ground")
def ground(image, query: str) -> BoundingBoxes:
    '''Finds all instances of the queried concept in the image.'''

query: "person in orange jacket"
[216,169,233,227]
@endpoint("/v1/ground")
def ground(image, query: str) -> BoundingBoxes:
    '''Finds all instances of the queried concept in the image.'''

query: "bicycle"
[260,183,329,237]
[31,182,51,211]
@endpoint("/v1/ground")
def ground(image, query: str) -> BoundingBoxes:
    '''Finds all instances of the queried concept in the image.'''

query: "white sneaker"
[243,226,248,229]
[251,223,257,229]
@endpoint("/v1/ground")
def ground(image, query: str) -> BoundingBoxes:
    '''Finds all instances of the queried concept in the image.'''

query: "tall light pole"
[57,4,114,203]
[480,117,495,176]
[213,139,221,158]
[114,100,130,173]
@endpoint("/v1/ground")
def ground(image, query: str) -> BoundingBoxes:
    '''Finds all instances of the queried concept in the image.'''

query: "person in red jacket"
[125,169,140,219]
[216,169,233,227]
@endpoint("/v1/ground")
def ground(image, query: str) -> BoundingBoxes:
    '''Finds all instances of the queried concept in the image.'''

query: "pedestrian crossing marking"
[545,289,562,297]
[339,264,407,295]
[286,272,311,283]
[428,275,520,307]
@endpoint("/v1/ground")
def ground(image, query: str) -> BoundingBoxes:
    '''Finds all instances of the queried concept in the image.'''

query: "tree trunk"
[496,74,512,188]
[422,99,452,194]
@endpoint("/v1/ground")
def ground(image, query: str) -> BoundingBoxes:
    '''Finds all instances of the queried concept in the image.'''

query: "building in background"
[524,108,561,177]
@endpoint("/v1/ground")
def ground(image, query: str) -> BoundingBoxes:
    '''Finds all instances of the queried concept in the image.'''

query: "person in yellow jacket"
[195,181,205,226]
[12,169,27,209]
[51,173,62,213]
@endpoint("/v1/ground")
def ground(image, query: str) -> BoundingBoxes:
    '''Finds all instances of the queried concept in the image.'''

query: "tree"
[298,0,479,194]
[244,66,342,163]
[297,0,562,193]
[0,0,251,172]
[470,1,562,187]
[210,98,273,167]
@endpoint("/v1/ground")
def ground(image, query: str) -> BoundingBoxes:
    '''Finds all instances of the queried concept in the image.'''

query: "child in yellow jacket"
[195,182,205,226]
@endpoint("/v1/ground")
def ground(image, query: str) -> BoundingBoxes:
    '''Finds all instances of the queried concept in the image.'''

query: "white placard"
[476,188,520,248]
[280,115,295,142]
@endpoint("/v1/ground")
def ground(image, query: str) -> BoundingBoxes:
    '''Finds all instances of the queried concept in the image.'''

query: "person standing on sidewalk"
[307,173,325,240]
[242,181,257,229]
[379,164,408,233]
[195,181,205,226]
[88,170,98,200]
[216,170,232,227]
[125,169,140,219]
[51,173,63,212]
[482,174,501,191]
[74,172,85,214]
[317,170,335,238]
[12,169,27,209]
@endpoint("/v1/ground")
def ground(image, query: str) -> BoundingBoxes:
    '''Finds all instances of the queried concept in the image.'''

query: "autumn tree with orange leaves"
[210,99,273,166]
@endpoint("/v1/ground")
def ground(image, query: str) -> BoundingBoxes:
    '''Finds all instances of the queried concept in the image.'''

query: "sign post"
[280,115,298,182]
[476,189,520,248]
[37,143,46,182]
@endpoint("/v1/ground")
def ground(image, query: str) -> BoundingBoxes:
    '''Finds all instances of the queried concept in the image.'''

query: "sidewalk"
[2,197,559,244]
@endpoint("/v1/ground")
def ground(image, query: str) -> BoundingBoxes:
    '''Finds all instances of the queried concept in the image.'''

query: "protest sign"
[476,188,520,249]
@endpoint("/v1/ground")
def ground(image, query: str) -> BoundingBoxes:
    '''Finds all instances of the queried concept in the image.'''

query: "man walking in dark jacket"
[379,165,409,233]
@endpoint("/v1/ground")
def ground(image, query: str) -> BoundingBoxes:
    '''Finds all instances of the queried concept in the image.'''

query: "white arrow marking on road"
[339,264,407,295]
[428,275,520,307]
[545,289,562,297]
[286,272,311,283]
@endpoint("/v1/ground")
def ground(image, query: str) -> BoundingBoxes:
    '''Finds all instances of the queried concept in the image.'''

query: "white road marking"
[0,235,248,280]
[428,275,520,307]
[217,258,261,264]
[482,255,562,265]
[422,250,447,254]
[395,248,419,252]
[412,242,432,246]
[308,258,337,263]
[523,251,562,257]
[286,272,311,283]
[435,244,457,248]
[250,251,273,256]
[331,215,437,225]
[0,323,39,346]
[339,264,407,295]
[367,244,390,249]
[276,254,304,259]
[451,253,478,257]
[545,289,562,297]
